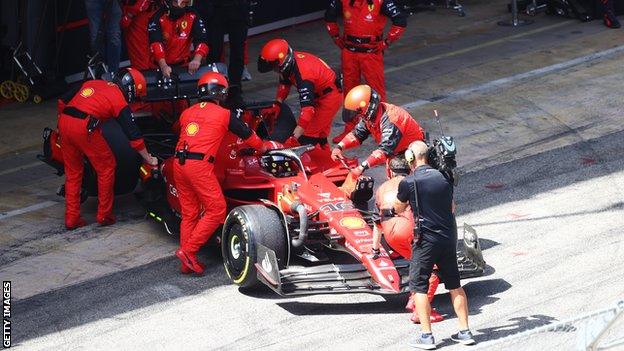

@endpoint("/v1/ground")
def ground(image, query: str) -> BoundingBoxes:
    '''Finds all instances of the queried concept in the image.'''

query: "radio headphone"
[405,147,415,164]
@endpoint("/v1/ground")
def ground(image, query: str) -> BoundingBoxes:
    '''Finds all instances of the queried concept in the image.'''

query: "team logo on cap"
[340,217,366,229]
[186,122,200,136]
[80,88,94,98]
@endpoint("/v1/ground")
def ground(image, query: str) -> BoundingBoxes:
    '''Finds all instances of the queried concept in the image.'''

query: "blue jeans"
[85,0,122,74]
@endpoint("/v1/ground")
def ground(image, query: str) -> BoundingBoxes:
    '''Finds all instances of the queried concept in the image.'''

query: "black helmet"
[114,67,146,103]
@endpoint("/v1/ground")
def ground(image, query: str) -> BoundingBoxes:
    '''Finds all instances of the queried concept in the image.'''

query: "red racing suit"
[148,8,209,66]
[325,0,406,129]
[276,51,342,142]
[58,80,146,227]
[121,0,160,70]
[174,102,262,254]
[340,102,424,176]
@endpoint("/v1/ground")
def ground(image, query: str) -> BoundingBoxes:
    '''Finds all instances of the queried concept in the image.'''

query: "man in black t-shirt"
[394,141,475,349]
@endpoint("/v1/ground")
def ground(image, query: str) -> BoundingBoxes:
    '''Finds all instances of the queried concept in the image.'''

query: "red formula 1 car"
[38,65,486,296]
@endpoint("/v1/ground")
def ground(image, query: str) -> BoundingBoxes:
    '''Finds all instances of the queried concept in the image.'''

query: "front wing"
[255,223,486,296]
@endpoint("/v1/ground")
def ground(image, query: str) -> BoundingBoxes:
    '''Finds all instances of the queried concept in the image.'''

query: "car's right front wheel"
[221,205,288,289]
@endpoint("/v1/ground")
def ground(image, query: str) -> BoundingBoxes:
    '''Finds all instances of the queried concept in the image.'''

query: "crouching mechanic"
[58,68,158,229]
[331,84,425,178]
[257,39,342,147]
[371,157,443,324]
[173,72,266,274]
[148,0,209,78]
[394,141,475,349]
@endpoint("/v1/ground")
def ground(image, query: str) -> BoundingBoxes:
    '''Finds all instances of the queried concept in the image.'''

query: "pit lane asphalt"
[2,1,624,349]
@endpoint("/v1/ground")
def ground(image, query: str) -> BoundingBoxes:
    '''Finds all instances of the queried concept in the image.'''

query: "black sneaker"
[409,332,437,350]
[604,11,621,28]
[451,329,476,345]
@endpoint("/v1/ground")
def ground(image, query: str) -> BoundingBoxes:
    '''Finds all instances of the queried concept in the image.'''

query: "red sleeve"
[150,42,165,61]
[364,149,388,169]
[276,82,291,102]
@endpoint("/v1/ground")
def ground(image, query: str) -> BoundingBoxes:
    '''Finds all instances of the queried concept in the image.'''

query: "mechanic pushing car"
[371,157,444,324]
[331,84,425,179]
[121,0,161,70]
[395,141,475,349]
[57,68,158,230]
[324,0,407,144]
[148,0,209,78]
[257,39,342,148]
[173,71,266,275]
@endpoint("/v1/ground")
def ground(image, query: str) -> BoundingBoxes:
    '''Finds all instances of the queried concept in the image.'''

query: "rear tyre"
[222,205,287,289]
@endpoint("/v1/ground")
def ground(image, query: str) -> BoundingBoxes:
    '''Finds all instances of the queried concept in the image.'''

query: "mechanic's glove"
[371,247,381,260]
[331,147,344,161]
[264,102,282,120]
[377,39,389,53]
[350,165,364,178]
[332,36,345,49]
[160,64,172,78]
[188,58,201,75]
[146,155,158,166]
[283,136,300,148]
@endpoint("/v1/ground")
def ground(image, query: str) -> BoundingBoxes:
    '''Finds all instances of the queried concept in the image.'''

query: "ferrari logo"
[186,122,200,136]
[200,102,207,108]
[340,217,366,230]
[368,4,374,11]
[180,20,188,30]
[80,87,94,98]
[297,54,305,58]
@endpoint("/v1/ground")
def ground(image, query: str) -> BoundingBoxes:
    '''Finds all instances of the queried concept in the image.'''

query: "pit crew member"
[58,68,157,230]
[148,0,209,78]
[394,141,475,348]
[257,39,342,147]
[371,157,443,324]
[330,84,425,178]
[324,0,407,143]
[121,0,161,70]
[173,72,265,274]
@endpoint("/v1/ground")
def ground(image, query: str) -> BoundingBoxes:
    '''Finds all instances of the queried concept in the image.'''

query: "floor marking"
[581,156,597,165]
[400,43,624,110]
[0,161,43,177]
[0,200,58,221]
[485,182,505,190]
[386,21,572,74]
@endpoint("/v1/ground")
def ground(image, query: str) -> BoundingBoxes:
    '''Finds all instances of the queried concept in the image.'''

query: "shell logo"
[278,52,285,59]
[137,83,143,91]
[80,87,94,98]
[344,10,351,19]
[186,122,200,136]
[340,217,366,230]
[180,20,188,30]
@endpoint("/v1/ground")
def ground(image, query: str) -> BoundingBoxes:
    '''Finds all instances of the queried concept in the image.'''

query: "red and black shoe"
[604,12,621,28]
[97,214,116,227]
[175,249,205,275]
[65,218,87,230]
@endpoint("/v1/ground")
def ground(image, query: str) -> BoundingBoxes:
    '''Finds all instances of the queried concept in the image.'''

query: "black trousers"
[206,2,249,89]
[409,238,461,293]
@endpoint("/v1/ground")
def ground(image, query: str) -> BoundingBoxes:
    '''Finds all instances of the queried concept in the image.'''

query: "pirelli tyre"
[222,205,287,289]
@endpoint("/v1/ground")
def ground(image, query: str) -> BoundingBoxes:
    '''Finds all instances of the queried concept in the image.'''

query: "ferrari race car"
[38,64,486,296]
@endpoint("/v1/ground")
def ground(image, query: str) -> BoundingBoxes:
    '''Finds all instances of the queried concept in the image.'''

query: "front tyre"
[222,205,287,289]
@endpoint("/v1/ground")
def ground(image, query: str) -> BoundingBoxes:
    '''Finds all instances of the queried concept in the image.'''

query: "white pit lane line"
[400,44,624,110]
[3,45,624,222]
[0,200,59,221]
